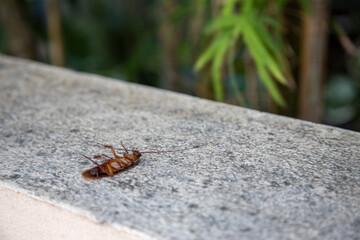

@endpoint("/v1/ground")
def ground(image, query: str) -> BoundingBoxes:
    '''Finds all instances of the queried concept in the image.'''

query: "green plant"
[195,0,306,107]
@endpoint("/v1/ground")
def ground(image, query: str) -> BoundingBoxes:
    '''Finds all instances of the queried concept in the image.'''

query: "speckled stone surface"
[0,55,360,240]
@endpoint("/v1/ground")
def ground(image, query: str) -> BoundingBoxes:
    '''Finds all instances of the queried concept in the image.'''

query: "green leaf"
[242,0,254,13]
[195,0,290,107]
[205,15,243,34]
[242,17,286,84]
[211,35,230,101]
[222,0,237,16]
[258,66,286,107]
[241,18,267,66]
[255,16,281,55]
[260,15,281,29]
[241,17,286,106]
[194,38,219,71]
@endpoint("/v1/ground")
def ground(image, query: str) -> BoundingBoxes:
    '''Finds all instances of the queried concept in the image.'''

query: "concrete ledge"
[0,54,360,239]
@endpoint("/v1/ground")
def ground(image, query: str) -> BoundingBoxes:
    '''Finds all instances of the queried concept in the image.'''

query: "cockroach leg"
[106,164,114,176]
[120,141,129,154]
[94,154,111,160]
[80,154,101,167]
[97,143,120,159]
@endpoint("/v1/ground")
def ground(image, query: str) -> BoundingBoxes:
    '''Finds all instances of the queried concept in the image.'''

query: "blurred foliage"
[324,3,360,130]
[196,0,291,106]
[325,75,358,125]
[0,21,6,53]
[11,0,161,85]
[61,1,160,85]
[324,50,360,127]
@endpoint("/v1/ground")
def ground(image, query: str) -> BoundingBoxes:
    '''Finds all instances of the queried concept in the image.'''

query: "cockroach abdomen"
[90,167,99,176]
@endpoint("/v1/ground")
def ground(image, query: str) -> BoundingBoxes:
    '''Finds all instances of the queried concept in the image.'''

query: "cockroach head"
[132,150,141,158]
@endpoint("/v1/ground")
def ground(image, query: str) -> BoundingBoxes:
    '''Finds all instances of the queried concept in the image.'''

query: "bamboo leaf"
[255,16,281,56]
[241,18,267,66]
[205,15,242,34]
[242,17,286,84]
[241,17,286,106]
[211,35,230,101]
[242,0,253,13]
[195,0,291,107]
[232,24,242,40]
[194,37,219,71]
[260,15,281,29]
[258,66,286,107]
[222,0,237,16]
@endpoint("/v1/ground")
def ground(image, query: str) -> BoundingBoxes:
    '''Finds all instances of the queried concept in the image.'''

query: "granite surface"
[0,55,359,240]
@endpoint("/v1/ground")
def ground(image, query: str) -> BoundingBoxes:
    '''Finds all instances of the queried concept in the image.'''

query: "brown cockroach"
[81,142,206,180]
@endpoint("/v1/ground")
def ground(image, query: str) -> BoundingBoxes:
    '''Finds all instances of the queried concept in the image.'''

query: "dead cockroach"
[80,142,206,180]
